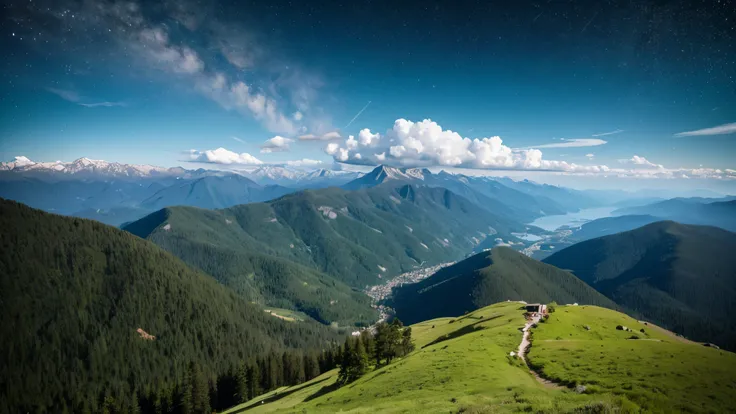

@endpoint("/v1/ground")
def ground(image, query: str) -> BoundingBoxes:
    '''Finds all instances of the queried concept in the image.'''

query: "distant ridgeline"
[544,221,736,351]
[389,246,618,325]
[122,183,527,326]
[0,199,347,413]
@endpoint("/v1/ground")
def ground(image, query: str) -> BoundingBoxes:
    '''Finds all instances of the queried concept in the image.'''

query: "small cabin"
[525,303,547,314]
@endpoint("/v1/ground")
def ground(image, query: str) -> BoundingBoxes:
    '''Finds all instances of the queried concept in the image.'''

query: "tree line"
[338,319,415,384]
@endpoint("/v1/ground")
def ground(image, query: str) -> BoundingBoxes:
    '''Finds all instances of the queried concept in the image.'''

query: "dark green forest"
[389,246,618,324]
[0,199,347,413]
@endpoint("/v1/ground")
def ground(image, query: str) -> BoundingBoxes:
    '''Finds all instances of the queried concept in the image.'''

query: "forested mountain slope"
[0,199,342,413]
[125,184,524,293]
[389,246,617,324]
[544,221,736,350]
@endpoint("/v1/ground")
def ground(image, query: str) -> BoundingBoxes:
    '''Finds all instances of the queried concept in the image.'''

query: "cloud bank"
[299,131,342,141]
[324,118,609,173]
[323,118,734,180]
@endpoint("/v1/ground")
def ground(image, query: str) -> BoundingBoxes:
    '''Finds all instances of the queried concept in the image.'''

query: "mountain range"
[613,197,736,232]
[0,158,605,232]
[123,184,527,302]
[342,165,598,223]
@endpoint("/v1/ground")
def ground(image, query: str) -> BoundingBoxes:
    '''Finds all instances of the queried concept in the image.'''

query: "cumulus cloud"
[520,138,608,149]
[187,148,263,165]
[324,118,611,173]
[299,131,342,141]
[674,122,736,137]
[260,136,294,153]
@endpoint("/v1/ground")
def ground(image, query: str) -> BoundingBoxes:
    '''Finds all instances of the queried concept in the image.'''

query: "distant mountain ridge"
[0,156,173,177]
[544,221,736,350]
[124,183,527,291]
[343,165,598,222]
[389,246,617,324]
[613,197,736,232]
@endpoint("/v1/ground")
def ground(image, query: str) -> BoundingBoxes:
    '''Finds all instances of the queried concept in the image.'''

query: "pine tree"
[247,363,261,400]
[235,362,248,405]
[401,327,415,356]
[337,337,368,385]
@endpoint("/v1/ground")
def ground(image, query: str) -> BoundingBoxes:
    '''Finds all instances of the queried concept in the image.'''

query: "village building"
[525,303,547,315]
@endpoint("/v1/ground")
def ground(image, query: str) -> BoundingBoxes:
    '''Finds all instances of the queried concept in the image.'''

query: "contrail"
[533,11,543,22]
[344,101,372,128]
[581,11,598,33]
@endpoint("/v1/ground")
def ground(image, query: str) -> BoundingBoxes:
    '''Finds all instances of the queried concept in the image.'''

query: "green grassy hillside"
[528,305,736,412]
[389,247,617,324]
[0,199,342,413]
[223,302,736,413]
[543,221,736,350]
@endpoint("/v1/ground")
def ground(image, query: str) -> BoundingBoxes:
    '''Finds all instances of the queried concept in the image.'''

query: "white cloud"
[521,138,608,149]
[187,148,263,165]
[629,155,662,169]
[585,153,595,159]
[592,129,624,137]
[293,111,303,121]
[325,142,340,155]
[260,136,294,153]
[299,131,342,141]
[324,118,611,173]
[284,158,323,167]
[674,122,736,137]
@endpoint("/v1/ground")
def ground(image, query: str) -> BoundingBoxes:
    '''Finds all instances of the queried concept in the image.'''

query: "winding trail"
[517,314,566,390]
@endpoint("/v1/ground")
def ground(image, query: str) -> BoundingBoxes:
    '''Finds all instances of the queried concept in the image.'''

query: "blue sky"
[1,0,734,189]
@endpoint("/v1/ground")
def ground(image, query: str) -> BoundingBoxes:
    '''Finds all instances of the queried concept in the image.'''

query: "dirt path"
[517,314,566,390]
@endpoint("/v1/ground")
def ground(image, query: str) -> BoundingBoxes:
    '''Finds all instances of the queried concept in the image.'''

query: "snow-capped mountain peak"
[1,156,38,170]
[1,156,169,178]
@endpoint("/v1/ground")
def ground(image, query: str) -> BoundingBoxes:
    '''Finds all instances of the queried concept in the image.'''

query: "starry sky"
[1,0,735,189]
